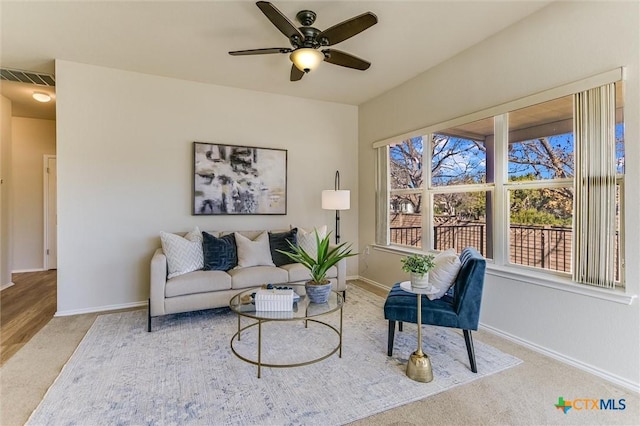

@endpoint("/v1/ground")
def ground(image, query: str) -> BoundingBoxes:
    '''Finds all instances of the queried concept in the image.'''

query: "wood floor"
[0,270,57,366]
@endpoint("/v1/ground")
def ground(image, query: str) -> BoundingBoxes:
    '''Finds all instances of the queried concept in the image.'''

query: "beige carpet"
[1,295,638,425]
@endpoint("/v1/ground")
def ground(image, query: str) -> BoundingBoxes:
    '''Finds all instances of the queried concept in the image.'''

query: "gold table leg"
[339,305,343,358]
[257,320,262,378]
[406,292,433,382]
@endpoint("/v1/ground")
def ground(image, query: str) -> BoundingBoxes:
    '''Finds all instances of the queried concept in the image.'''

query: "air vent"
[0,68,55,86]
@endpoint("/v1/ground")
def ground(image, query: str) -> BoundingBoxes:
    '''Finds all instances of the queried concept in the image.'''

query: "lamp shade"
[290,48,324,73]
[322,190,350,210]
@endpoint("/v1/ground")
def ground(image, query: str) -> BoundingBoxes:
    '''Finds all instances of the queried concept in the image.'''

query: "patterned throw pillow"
[269,228,298,267]
[235,231,276,268]
[160,227,204,279]
[202,232,237,271]
[297,226,327,259]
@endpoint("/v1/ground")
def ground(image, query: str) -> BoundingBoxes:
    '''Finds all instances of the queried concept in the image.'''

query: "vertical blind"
[572,83,617,288]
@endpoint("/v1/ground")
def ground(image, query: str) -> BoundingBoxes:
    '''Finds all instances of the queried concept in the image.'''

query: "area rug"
[27,285,521,425]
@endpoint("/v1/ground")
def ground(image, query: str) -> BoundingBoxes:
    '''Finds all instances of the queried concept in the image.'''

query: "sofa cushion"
[202,232,237,271]
[165,270,232,298]
[228,266,288,289]
[297,225,327,258]
[280,263,337,283]
[235,231,275,268]
[269,228,298,267]
[160,227,204,279]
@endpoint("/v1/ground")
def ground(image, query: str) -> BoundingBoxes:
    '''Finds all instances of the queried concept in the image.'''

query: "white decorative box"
[255,289,294,311]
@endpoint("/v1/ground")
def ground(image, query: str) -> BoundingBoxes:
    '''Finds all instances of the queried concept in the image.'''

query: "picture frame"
[193,142,287,215]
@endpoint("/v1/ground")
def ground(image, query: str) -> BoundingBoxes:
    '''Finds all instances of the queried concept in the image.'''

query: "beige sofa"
[148,230,346,331]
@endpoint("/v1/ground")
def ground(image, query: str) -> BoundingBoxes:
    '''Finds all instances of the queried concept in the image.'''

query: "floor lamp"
[322,171,350,244]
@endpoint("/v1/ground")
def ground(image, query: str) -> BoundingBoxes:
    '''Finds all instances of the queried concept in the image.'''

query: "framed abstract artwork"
[193,142,287,215]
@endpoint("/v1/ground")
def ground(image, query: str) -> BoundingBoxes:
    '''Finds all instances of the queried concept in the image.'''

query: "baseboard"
[1,282,15,291]
[353,275,391,291]
[55,300,147,317]
[12,268,47,273]
[480,323,640,393]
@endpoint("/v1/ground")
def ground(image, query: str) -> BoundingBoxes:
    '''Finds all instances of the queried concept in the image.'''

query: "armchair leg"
[387,320,396,356]
[463,330,477,373]
[147,298,152,332]
[342,290,346,302]
[398,321,403,332]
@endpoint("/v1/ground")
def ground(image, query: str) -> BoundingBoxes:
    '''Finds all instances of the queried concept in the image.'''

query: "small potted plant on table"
[401,253,436,289]
[278,231,356,303]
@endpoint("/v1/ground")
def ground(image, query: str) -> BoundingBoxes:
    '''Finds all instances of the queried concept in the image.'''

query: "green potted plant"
[401,253,436,289]
[277,231,357,303]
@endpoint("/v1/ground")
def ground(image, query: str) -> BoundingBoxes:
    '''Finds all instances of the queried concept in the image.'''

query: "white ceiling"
[0,1,550,120]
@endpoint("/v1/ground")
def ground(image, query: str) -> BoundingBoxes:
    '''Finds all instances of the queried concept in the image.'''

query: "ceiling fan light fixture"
[32,92,51,103]
[290,48,324,73]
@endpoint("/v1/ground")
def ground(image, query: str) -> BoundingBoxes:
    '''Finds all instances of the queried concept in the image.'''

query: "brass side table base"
[406,350,433,382]
[399,281,435,383]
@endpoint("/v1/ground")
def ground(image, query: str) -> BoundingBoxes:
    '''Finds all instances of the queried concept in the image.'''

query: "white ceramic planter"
[410,272,430,288]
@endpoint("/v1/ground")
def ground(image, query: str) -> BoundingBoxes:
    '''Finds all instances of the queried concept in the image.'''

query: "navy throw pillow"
[202,232,237,271]
[269,228,298,267]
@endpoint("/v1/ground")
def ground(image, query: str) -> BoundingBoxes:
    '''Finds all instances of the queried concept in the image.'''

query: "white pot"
[410,272,430,288]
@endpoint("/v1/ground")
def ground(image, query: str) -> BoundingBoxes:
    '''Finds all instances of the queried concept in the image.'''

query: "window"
[376,73,625,288]
[506,95,575,273]
[429,118,493,256]
[389,137,424,248]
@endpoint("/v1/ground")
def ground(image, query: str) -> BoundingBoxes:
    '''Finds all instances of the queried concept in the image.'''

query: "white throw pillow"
[428,248,462,300]
[160,227,204,279]
[235,231,275,268]
[297,225,327,258]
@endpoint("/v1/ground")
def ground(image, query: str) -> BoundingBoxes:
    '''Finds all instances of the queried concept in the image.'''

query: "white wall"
[55,60,358,314]
[359,2,639,388]
[0,95,13,289]
[11,117,56,271]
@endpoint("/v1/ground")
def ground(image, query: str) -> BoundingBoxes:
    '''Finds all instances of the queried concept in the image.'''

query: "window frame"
[374,68,627,294]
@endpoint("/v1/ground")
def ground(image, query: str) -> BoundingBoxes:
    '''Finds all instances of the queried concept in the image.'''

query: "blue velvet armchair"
[384,247,486,373]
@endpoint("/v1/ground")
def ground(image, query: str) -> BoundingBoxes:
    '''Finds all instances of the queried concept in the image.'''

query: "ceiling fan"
[229,1,378,81]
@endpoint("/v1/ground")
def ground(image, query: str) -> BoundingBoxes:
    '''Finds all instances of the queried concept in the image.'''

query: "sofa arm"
[150,248,167,316]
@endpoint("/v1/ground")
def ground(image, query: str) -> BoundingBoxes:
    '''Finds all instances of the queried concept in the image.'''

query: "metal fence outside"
[390,223,620,280]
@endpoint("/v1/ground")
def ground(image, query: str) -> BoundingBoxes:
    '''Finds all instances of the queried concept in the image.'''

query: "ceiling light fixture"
[290,48,324,73]
[32,92,51,103]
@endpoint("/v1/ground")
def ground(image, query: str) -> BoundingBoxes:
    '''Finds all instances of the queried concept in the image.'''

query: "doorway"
[44,155,57,270]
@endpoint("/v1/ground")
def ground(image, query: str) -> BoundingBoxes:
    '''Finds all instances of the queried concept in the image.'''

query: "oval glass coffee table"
[229,284,343,378]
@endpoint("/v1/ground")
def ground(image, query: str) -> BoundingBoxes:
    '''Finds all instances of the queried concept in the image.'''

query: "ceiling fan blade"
[290,64,304,81]
[256,1,304,42]
[317,12,377,46]
[229,47,291,56]
[323,49,371,71]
